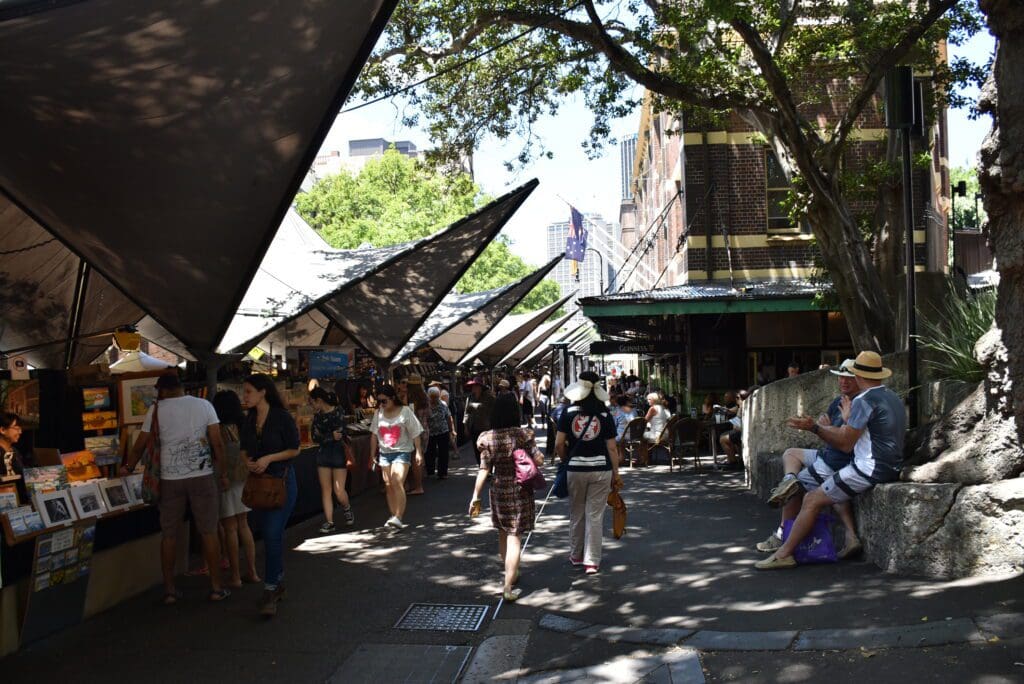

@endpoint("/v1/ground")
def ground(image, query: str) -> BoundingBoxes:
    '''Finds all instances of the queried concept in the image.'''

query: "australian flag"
[564,207,587,261]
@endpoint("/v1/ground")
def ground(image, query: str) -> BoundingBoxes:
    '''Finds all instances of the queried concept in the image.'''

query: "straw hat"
[829,358,857,378]
[850,351,892,379]
[564,378,610,403]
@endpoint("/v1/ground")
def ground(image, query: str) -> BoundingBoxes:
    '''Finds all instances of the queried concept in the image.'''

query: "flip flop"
[162,590,184,606]
[208,588,232,602]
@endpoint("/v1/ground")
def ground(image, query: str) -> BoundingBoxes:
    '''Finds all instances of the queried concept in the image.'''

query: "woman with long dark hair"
[470,393,543,601]
[310,386,353,533]
[212,390,259,587]
[554,371,621,575]
[239,374,300,617]
[0,412,31,502]
[370,384,424,530]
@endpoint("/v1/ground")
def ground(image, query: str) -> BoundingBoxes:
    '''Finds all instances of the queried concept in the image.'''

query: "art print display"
[61,451,101,483]
[23,465,68,497]
[34,490,77,527]
[118,377,160,425]
[0,483,18,511]
[99,478,131,511]
[4,505,34,536]
[69,483,107,518]
[123,474,144,505]
[82,386,112,410]
[82,410,118,431]
[84,435,120,465]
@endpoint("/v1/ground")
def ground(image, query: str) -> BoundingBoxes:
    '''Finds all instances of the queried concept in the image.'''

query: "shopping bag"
[781,513,838,564]
[513,448,546,491]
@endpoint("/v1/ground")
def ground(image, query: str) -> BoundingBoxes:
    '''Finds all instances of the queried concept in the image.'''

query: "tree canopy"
[357,0,986,352]
[294,149,561,313]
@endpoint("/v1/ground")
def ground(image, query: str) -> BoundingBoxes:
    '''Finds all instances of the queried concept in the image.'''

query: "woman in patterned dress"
[469,393,543,601]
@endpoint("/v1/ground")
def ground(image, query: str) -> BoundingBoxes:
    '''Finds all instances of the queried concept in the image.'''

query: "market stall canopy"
[218,207,411,354]
[515,321,590,370]
[498,309,578,368]
[395,256,561,364]
[460,291,575,368]
[0,0,398,356]
[317,181,539,364]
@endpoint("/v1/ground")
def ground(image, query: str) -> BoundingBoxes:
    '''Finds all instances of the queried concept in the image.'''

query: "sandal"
[162,589,184,606]
[503,587,522,602]
[208,588,232,602]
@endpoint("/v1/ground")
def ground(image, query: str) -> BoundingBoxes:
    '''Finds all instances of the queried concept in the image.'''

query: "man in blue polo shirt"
[756,351,906,570]
[756,358,861,558]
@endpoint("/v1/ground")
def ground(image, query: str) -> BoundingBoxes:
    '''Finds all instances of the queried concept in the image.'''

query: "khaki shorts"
[159,475,220,536]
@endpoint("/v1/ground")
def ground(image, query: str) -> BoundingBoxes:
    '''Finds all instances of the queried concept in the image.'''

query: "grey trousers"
[568,470,612,566]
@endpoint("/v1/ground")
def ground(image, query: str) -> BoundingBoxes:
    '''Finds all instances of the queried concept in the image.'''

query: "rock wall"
[741,353,908,496]
[858,479,1024,579]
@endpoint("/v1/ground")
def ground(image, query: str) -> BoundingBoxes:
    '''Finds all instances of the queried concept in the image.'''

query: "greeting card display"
[0,483,18,511]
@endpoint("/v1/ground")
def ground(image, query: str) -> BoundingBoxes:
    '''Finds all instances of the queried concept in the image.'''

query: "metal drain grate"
[394,603,490,632]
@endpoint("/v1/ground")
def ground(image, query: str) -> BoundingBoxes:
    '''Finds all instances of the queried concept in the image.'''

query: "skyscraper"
[546,213,616,325]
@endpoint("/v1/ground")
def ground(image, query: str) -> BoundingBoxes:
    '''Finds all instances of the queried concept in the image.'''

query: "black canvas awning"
[0,0,397,360]
[498,309,577,368]
[460,291,575,368]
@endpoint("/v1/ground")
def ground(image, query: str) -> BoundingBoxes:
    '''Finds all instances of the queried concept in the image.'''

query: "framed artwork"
[34,490,77,527]
[99,478,132,511]
[117,377,160,425]
[69,483,107,518]
[123,474,144,505]
[82,411,118,431]
[82,386,112,410]
[61,451,101,483]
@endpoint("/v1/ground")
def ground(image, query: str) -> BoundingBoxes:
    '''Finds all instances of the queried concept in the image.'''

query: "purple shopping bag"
[781,513,838,564]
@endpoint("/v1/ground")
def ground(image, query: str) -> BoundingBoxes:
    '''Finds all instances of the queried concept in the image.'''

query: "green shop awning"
[579,280,824,318]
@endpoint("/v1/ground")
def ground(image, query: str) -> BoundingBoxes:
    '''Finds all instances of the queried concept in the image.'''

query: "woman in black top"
[240,375,300,618]
[0,412,31,502]
[310,387,353,534]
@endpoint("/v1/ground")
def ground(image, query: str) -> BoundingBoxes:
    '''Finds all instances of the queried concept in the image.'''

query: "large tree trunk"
[873,133,907,344]
[978,0,1024,445]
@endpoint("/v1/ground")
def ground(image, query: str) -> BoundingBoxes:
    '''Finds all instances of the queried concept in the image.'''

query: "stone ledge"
[793,618,984,651]
[857,479,1024,579]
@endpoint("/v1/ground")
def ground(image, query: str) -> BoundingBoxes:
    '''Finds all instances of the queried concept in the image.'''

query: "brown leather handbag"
[242,471,286,510]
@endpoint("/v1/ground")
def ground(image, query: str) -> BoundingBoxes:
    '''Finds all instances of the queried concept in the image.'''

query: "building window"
[765,151,809,234]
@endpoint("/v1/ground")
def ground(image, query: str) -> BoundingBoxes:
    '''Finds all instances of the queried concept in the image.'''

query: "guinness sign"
[590,341,680,355]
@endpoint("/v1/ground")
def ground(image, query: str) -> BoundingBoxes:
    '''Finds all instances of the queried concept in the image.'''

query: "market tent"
[516,321,589,370]
[394,256,561,364]
[0,0,398,356]
[498,309,578,368]
[460,291,575,368]
[217,207,412,354]
[317,181,539,364]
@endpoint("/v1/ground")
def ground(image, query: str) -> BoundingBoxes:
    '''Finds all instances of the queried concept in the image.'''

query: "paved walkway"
[3,430,1023,682]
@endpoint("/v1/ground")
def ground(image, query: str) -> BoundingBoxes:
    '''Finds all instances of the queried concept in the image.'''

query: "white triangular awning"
[460,291,576,367]
[395,256,561,364]
[498,309,578,368]
[515,321,590,369]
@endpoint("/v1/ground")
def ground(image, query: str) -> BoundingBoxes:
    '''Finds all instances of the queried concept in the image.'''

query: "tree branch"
[828,0,958,163]
[774,0,801,56]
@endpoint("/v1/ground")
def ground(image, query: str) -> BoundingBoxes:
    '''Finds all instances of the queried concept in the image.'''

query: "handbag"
[607,485,627,539]
[513,447,546,491]
[242,471,287,510]
[140,402,161,504]
[781,513,838,564]
[553,415,595,499]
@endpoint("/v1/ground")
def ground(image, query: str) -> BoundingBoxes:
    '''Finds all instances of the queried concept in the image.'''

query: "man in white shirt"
[124,374,228,603]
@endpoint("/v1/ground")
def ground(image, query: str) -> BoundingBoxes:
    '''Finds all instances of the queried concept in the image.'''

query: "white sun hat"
[564,378,609,403]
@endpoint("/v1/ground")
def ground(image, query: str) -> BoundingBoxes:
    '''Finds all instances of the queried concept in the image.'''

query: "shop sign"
[590,341,679,355]
[10,355,29,380]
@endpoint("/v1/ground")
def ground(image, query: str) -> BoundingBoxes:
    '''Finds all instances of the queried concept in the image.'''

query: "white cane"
[493,474,558,619]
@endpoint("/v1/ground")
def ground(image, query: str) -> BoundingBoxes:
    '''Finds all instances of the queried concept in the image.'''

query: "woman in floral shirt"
[425,386,456,479]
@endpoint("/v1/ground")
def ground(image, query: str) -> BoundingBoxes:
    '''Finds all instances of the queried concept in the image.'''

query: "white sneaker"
[385,516,406,530]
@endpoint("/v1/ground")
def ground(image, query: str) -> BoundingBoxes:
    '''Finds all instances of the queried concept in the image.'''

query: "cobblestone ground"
[3,430,1022,682]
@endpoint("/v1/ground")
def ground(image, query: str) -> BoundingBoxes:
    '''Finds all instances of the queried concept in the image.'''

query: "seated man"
[717,391,746,470]
[756,351,906,569]
[756,360,860,555]
[613,395,638,441]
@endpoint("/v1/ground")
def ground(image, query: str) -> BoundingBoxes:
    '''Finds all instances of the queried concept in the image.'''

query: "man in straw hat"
[756,351,906,570]
[755,359,862,558]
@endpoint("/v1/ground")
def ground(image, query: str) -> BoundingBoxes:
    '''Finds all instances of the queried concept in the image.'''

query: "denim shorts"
[378,451,412,467]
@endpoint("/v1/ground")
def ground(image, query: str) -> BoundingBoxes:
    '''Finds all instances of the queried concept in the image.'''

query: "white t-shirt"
[371,405,423,454]
[142,396,219,481]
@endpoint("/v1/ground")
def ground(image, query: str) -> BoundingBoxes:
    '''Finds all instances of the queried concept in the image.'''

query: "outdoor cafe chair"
[620,417,647,467]
[647,415,680,467]
[670,417,702,472]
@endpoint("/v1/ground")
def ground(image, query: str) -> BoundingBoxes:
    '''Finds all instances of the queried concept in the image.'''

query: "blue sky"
[323,27,996,266]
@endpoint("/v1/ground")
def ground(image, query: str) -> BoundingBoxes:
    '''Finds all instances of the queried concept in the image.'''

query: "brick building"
[586,76,951,398]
